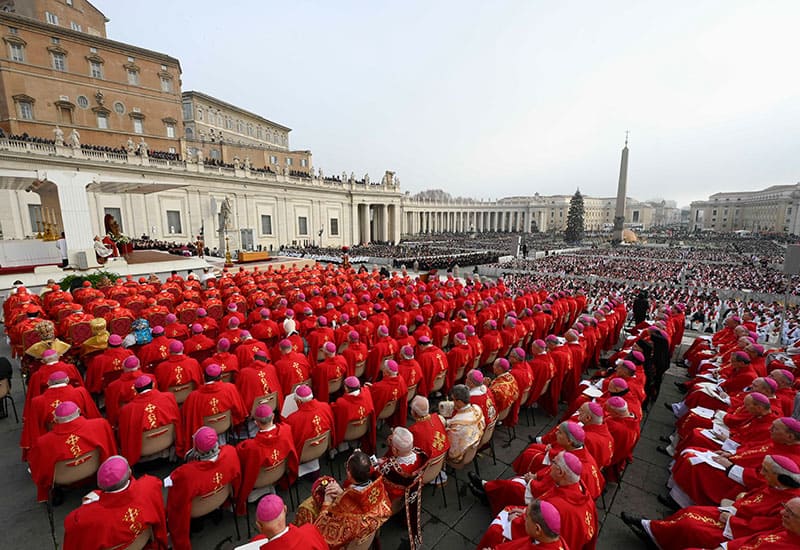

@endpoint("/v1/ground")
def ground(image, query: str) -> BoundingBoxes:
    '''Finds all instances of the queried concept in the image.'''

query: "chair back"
[479,420,496,447]
[53,447,101,486]
[250,392,279,418]
[344,416,370,442]
[254,458,287,489]
[377,399,398,420]
[316,348,327,363]
[440,335,450,349]
[147,312,167,329]
[429,370,446,393]
[452,363,467,384]
[168,382,195,404]
[406,383,418,403]
[518,387,531,408]
[0,378,10,399]
[67,321,93,346]
[190,483,232,518]
[496,406,511,423]
[328,375,344,396]
[203,409,232,435]
[485,350,498,367]
[140,423,175,457]
[345,529,378,550]
[109,316,134,337]
[537,379,551,399]
[178,308,198,325]
[472,356,481,371]
[420,453,446,484]
[299,430,331,463]
[354,360,366,378]
[109,527,152,550]
[448,440,480,470]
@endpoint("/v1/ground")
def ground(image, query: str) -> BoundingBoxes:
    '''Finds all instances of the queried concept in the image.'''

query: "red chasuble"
[369,375,408,428]
[20,384,100,459]
[250,523,328,549]
[28,416,117,501]
[236,362,284,415]
[649,484,800,550]
[166,445,241,550]
[62,475,168,550]
[180,381,247,451]
[118,388,182,464]
[408,413,450,459]
[314,476,392,549]
[154,355,203,392]
[331,388,376,453]
[726,527,800,550]
[283,399,336,456]
[234,423,298,514]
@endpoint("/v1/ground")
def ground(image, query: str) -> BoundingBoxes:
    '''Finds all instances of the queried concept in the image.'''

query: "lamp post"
[224,234,233,267]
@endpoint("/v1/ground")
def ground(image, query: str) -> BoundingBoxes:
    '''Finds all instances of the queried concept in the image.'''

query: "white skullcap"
[411,395,429,417]
[283,318,296,334]
[392,427,414,453]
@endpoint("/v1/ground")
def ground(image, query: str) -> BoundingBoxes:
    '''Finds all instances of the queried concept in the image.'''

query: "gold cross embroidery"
[257,371,269,393]
[174,365,184,384]
[144,403,157,429]
[212,472,223,489]
[433,432,446,451]
[271,449,279,462]
[312,415,322,434]
[66,434,81,458]
[210,397,219,414]
[122,507,143,534]
[358,406,366,419]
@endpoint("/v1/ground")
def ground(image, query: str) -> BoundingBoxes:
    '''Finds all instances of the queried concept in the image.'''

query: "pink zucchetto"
[533,339,546,349]
[545,334,559,343]
[97,456,130,491]
[256,494,285,522]
[766,454,800,476]
[228,317,240,327]
[48,371,68,384]
[165,313,177,324]
[55,401,80,422]
[317,316,327,326]
[278,338,292,350]
[196,308,207,317]
[733,351,751,363]
[401,345,414,358]
[205,363,222,378]
[384,360,399,374]
[227,303,237,311]
[539,499,561,535]
[152,325,165,335]
[134,375,152,389]
[561,421,586,445]
[42,348,59,360]
[323,342,337,354]
[560,451,583,476]
[779,417,800,436]
[108,334,123,346]
[512,347,525,359]
[467,369,484,385]
[191,323,204,334]
[465,325,476,335]
[122,356,140,371]
[344,376,360,389]
[749,391,771,407]
[295,384,313,401]
[495,358,511,371]
[254,404,273,420]
[377,325,389,337]
[619,360,636,374]
[169,340,184,354]
[418,335,431,345]
[587,402,603,418]
[606,396,628,411]
[348,330,360,341]
[193,427,218,452]
[630,350,645,364]
[398,325,408,335]
[610,377,628,391]
[217,338,231,351]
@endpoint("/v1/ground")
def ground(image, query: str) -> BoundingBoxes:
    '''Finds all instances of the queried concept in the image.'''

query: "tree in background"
[565,189,585,243]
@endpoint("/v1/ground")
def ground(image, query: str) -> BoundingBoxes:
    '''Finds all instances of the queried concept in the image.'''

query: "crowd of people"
[618,305,800,549]
[5,259,675,549]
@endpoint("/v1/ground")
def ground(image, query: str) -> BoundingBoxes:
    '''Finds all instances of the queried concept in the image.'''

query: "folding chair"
[0,377,19,422]
[189,483,240,544]
[47,448,101,548]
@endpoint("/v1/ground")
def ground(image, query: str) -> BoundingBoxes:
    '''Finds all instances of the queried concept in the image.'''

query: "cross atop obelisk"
[612,132,629,244]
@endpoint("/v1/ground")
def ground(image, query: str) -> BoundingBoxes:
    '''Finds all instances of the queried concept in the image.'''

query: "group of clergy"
[5,261,678,549]
[619,312,800,549]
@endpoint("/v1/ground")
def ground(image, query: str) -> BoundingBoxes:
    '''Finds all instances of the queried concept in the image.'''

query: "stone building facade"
[689,184,800,234]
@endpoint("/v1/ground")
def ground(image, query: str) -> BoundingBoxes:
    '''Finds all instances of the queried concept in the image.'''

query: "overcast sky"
[99,0,800,208]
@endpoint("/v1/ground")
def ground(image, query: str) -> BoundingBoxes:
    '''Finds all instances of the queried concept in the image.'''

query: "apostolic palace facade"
[0,0,721,272]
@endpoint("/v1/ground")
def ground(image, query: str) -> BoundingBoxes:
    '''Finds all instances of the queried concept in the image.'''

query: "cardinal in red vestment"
[20,370,100,460]
[84,334,134,394]
[282,385,335,473]
[236,350,284,422]
[118,376,182,465]
[154,340,203,396]
[181,363,247,452]
[166,427,241,550]
[479,499,569,550]
[623,454,800,550]
[235,404,298,515]
[28,401,117,502]
[104,355,157,428]
[408,395,450,460]
[367,359,408,428]
[376,426,428,503]
[202,337,240,381]
[273,338,311,396]
[331,377,376,453]
[62,455,167,550]
[723,495,800,549]
[236,494,328,549]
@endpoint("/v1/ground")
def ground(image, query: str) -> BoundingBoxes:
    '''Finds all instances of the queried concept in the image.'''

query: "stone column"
[380,204,389,242]
[351,201,360,245]
[46,169,100,268]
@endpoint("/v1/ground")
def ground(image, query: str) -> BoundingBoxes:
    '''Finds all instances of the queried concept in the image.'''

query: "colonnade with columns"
[403,207,540,234]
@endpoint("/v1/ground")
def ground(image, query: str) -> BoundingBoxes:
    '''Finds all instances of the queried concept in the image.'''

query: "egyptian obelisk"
[612,132,629,244]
